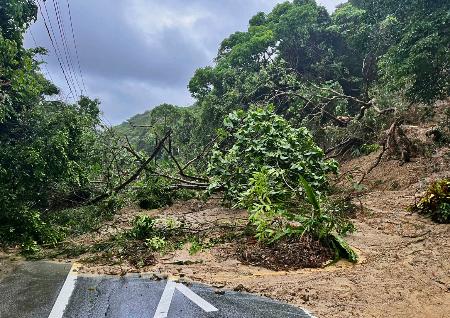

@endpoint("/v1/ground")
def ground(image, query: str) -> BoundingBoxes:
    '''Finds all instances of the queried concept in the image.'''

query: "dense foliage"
[188,0,450,151]
[0,0,102,245]
[118,0,450,168]
[118,0,450,161]
[348,0,450,103]
[208,106,338,201]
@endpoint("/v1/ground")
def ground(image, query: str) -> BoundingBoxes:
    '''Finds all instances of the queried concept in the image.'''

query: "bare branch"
[151,172,208,188]
[325,137,362,159]
[309,82,371,107]
[182,135,219,171]
[162,144,209,183]
[123,136,143,162]
[89,130,171,204]
[358,143,387,185]
[168,183,209,190]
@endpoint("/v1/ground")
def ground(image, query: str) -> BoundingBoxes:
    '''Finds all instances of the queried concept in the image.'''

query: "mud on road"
[7,149,449,318]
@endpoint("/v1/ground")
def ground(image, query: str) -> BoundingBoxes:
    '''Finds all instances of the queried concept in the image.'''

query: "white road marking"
[175,282,218,312]
[303,307,317,318]
[153,280,218,318]
[46,266,311,318]
[48,264,78,318]
[154,280,177,318]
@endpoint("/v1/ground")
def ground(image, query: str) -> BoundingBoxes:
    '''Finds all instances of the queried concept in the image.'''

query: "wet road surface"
[0,261,314,318]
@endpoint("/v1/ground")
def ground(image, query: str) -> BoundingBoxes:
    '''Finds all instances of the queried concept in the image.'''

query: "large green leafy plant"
[207,107,356,261]
[208,106,338,200]
[242,168,356,261]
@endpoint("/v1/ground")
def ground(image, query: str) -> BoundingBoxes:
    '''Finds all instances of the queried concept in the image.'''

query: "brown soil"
[70,151,450,318]
[238,235,334,270]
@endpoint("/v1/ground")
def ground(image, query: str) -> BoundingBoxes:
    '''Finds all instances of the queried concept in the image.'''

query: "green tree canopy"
[0,0,102,244]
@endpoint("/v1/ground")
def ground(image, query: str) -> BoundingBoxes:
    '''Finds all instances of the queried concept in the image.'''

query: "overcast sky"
[25,0,344,124]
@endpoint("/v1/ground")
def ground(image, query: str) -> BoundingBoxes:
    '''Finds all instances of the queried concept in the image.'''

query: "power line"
[49,0,81,97]
[35,0,75,100]
[66,0,87,94]
[52,0,83,95]
[39,0,77,98]
[37,0,75,99]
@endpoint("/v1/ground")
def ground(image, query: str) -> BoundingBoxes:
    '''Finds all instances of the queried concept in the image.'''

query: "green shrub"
[206,106,357,262]
[97,195,126,216]
[411,179,450,223]
[353,143,381,157]
[128,215,157,240]
[239,168,357,262]
[0,209,64,248]
[208,106,338,202]
[45,194,125,239]
[145,236,167,252]
[125,215,186,254]
[134,175,197,210]
[21,238,41,255]
[134,177,173,210]
[127,215,183,240]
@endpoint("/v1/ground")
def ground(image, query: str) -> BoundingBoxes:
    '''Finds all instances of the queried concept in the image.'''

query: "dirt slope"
[74,153,450,317]
[140,179,449,317]
[39,123,450,317]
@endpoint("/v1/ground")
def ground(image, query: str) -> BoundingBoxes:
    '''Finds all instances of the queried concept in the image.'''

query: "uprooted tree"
[91,106,357,261]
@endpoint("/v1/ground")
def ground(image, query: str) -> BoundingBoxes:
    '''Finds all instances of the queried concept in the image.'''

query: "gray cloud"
[26,0,344,124]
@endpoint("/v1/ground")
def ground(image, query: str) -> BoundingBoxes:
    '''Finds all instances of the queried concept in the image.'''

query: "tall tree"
[0,0,101,243]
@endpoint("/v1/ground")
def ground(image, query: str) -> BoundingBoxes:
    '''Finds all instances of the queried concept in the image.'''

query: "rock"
[213,283,226,288]
[234,284,246,292]
[152,273,168,281]
[214,289,225,295]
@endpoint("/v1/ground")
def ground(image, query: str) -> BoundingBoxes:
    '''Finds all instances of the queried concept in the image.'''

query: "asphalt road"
[0,261,314,318]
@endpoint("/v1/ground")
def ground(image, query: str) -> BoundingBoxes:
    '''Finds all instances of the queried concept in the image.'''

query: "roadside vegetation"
[1,0,449,271]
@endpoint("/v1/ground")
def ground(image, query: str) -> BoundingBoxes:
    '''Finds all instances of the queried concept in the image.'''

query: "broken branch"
[89,130,172,204]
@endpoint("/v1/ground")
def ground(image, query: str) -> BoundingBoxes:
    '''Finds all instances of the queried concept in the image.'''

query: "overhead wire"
[29,29,68,100]
[35,0,75,100]
[34,0,91,107]
[65,0,87,95]
[39,0,77,98]
[55,0,83,95]
[49,0,81,97]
